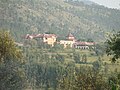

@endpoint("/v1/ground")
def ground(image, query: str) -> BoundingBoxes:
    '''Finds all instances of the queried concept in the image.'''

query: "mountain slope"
[0,0,120,42]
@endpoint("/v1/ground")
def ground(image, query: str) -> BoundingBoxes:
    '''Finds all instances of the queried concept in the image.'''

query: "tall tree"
[106,31,120,62]
[73,52,81,63]
[0,30,26,90]
[0,30,22,62]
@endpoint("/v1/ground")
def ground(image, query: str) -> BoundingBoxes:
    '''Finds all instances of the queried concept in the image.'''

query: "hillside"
[0,0,120,42]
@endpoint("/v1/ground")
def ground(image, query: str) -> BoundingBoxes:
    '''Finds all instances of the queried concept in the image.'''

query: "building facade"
[25,34,57,46]
[60,33,76,48]
[74,42,95,49]
[25,33,95,49]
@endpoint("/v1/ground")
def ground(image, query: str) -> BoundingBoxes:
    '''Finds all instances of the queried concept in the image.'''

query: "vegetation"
[0,31,26,90]
[0,0,120,42]
[106,31,120,62]
[0,30,120,90]
[73,51,81,63]
[0,0,120,89]
[59,68,112,90]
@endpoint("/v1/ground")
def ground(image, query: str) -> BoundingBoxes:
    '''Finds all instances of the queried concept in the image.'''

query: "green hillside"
[0,0,120,42]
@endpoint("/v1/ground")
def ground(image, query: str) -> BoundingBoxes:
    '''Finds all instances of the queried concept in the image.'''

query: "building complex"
[25,33,95,49]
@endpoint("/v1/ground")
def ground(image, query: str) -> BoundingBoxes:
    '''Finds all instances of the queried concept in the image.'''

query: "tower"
[66,33,75,41]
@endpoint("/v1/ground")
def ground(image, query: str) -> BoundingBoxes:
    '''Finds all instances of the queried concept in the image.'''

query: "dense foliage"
[0,31,26,90]
[106,31,120,62]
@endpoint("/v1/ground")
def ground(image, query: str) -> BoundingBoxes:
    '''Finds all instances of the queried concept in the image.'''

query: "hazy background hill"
[0,0,120,42]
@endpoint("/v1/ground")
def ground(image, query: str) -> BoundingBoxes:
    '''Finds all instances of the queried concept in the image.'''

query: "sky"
[90,0,120,9]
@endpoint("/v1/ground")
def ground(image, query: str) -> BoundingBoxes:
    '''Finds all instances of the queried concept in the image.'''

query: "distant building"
[74,41,95,49]
[24,32,95,49]
[60,33,76,48]
[25,34,57,46]
[66,33,76,41]
[42,34,57,46]
[60,40,75,48]
[60,33,95,49]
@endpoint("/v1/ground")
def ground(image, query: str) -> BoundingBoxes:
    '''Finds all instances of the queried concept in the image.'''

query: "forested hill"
[0,0,120,42]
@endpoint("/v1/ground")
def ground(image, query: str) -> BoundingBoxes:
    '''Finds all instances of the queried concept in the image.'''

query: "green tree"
[53,43,64,50]
[106,31,120,62]
[95,43,106,57]
[0,30,26,90]
[87,38,94,42]
[73,52,80,63]
[55,54,65,62]
[92,58,102,72]
[108,73,120,90]
[0,31,22,62]
[82,54,87,63]
[59,67,111,90]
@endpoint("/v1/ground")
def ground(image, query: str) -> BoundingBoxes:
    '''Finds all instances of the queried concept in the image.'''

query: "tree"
[108,73,120,90]
[55,54,65,62]
[73,52,81,63]
[106,31,120,62]
[0,30,22,62]
[53,43,64,50]
[95,43,106,57]
[59,67,111,90]
[87,38,94,42]
[82,54,87,63]
[92,58,102,71]
[0,30,26,90]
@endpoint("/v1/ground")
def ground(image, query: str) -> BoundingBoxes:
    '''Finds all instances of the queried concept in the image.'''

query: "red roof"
[67,33,74,37]
[43,34,57,38]
[66,33,76,41]
[74,41,95,46]
[25,34,57,39]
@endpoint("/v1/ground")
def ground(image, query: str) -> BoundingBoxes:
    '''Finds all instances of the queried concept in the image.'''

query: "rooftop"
[25,34,57,39]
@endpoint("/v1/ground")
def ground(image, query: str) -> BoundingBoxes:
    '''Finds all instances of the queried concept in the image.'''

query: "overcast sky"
[90,0,120,9]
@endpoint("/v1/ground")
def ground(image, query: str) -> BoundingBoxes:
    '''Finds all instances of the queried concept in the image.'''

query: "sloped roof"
[67,33,74,37]
[74,41,95,46]
[25,34,57,39]
[43,34,57,38]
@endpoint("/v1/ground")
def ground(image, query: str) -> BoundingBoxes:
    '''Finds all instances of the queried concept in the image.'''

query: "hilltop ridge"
[0,0,120,42]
